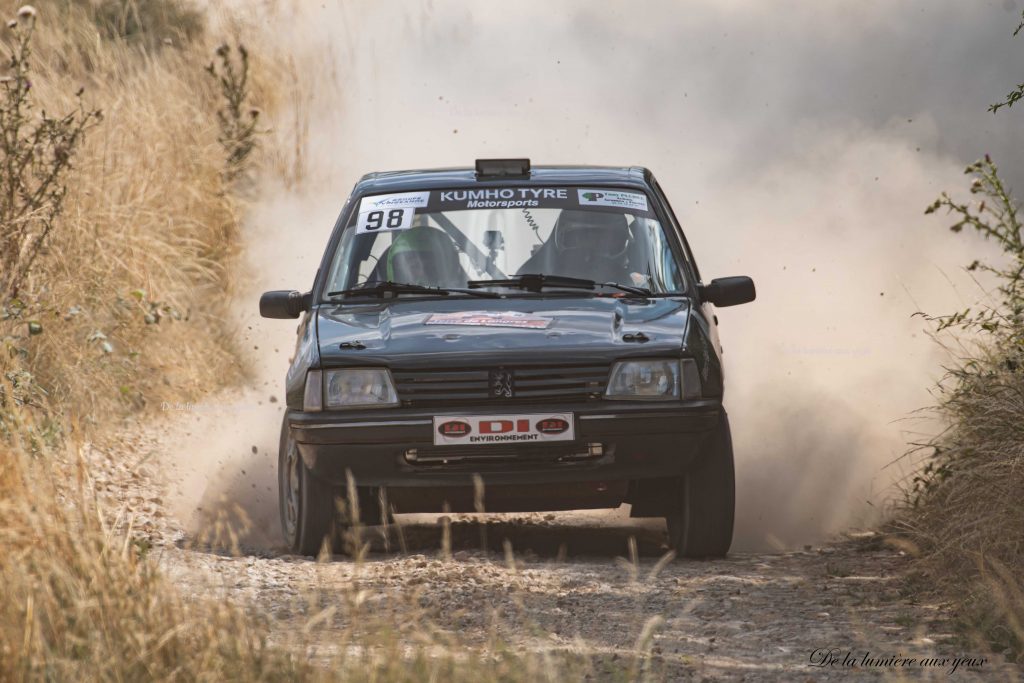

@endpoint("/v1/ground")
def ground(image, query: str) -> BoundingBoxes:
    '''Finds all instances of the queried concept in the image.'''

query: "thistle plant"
[0,6,102,300]
[923,155,1024,340]
[205,42,260,180]
[990,9,1024,113]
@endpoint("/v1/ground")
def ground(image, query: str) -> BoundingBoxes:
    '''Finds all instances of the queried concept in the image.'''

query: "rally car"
[260,159,755,557]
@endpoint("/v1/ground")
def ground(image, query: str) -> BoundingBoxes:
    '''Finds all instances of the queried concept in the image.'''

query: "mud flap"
[628,477,681,517]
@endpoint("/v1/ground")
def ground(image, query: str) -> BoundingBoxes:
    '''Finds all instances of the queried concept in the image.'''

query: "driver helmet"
[385,223,463,287]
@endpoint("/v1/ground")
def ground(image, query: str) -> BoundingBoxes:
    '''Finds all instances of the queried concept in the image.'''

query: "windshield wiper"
[327,281,501,299]
[467,273,652,298]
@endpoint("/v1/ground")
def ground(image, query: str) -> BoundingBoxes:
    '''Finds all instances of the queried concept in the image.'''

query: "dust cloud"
[166,0,1021,551]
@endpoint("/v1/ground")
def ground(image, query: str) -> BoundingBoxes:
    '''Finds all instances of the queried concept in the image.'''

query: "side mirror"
[698,276,756,307]
[260,290,310,319]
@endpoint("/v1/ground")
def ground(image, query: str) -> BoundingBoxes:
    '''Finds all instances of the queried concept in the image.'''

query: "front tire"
[665,410,735,558]
[279,419,339,556]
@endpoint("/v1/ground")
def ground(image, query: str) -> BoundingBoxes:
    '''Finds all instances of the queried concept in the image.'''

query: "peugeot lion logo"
[490,369,514,398]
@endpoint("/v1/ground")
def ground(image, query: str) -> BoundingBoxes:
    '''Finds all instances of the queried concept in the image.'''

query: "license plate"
[433,413,575,446]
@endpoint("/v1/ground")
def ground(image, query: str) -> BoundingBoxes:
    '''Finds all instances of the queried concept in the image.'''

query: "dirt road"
[84,426,1019,681]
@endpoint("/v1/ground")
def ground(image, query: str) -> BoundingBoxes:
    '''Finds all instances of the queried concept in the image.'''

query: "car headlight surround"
[303,369,323,412]
[605,359,695,400]
[324,367,399,409]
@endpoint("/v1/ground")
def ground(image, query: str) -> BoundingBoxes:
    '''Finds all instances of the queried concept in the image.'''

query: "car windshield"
[323,186,687,297]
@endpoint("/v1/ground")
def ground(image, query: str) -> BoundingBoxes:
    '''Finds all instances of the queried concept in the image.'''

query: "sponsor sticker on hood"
[425,310,553,329]
[577,189,649,212]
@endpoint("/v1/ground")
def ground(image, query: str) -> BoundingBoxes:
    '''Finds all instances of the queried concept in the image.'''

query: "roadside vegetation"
[900,14,1024,661]
[0,0,248,438]
[9,0,1021,677]
[0,1,296,677]
[0,3,622,679]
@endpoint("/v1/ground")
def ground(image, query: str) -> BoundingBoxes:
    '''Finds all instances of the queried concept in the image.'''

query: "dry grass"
[0,5,596,679]
[899,341,1024,661]
[0,1,293,429]
[0,404,596,681]
[0,409,310,679]
[2,2,240,425]
[901,155,1024,663]
[0,2,307,677]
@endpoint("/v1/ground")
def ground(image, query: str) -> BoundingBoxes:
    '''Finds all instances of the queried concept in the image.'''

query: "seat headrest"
[553,210,629,253]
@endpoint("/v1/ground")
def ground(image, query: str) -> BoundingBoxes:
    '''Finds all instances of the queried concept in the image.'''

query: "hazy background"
[169,0,1022,551]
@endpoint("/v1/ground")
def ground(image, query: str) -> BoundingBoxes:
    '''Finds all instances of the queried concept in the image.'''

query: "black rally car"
[260,159,755,557]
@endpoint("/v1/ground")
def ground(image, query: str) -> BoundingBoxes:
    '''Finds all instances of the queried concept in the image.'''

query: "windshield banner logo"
[359,191,431,212]
[438,187,568,209]
[577,189,649,212]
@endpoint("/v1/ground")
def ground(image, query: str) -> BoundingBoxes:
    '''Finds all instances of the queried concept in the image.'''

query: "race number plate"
[433,413,575,446]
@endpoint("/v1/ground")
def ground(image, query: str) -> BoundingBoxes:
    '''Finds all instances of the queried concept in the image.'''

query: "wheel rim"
[282,435,301,540]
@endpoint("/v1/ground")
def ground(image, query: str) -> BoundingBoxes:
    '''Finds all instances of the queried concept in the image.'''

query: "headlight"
[605,359,700,400]
[324,367,399,409]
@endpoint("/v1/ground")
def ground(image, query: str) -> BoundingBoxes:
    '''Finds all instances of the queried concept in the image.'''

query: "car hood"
[316,297,692,368]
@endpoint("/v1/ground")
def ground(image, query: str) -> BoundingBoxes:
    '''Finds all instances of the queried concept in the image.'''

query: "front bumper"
[288,399,720,488]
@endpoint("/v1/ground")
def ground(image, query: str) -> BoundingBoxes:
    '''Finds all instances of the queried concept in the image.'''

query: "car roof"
[352,165,654,196]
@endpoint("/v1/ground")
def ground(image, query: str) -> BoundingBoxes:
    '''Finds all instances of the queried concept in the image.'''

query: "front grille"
[391,364,609,406]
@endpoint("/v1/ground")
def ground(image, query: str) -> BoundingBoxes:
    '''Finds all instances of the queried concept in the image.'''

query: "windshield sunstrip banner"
[357,187,654,218]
